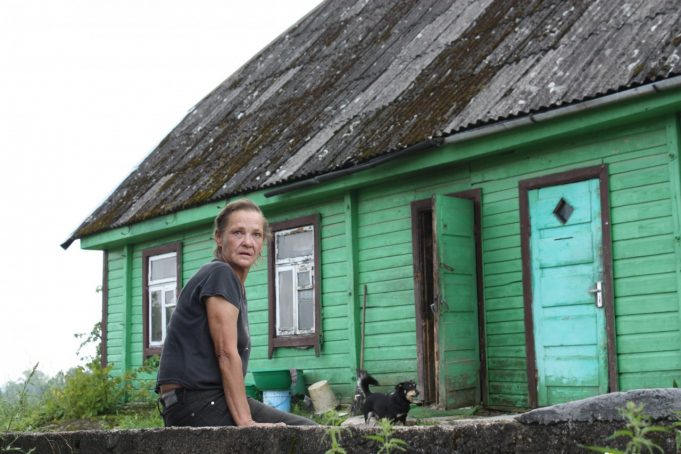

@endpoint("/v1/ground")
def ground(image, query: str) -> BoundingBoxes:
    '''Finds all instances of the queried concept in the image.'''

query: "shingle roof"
[66,0,681,245]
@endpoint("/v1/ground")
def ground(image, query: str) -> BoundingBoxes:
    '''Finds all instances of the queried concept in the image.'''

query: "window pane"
[278,270,294,332]
[276,229,313,260]
[298,270,311,288]
[150,255,176,281]
[165,289,175,307]
[150,290,162,343]
[297,289,314,331]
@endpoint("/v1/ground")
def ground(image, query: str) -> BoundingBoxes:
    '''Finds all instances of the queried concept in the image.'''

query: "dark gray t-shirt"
[156,260,250,392]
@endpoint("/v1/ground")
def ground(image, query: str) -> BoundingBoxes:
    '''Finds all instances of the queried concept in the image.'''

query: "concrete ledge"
[3,389,680,453]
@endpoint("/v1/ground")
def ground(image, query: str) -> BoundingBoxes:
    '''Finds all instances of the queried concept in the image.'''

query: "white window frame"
[147,251,178,347]
[274,225,315,336]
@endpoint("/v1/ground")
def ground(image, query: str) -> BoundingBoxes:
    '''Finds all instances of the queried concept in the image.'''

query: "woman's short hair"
[213,199,271,260]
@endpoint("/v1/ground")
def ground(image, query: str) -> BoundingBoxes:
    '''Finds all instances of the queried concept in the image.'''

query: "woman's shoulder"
[199,260,238,280]
[193,260,243,303]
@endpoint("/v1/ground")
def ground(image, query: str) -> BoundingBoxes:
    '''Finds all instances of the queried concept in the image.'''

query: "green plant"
[3,363,40,432]
[113,406,163,429]
[124,355,161,404]
[313,410,347,426]
[323,426,348,454]
[1,363,39,453]
[365,418,408,454]
[75,321,102,362]
[32,323,157,426]
[672,411,681,453]
[0,436,36,454]
[0,322,163,433]
[38,360,128,422]
[583,401,670,454]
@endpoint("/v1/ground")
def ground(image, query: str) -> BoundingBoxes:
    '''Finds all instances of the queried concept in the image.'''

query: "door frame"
[411,188,487,406]
[519,164,617,408]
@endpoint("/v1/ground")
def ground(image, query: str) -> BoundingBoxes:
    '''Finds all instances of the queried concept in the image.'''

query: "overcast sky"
[0,0,322,385]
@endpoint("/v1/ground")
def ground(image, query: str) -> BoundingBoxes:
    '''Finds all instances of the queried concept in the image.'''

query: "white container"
[262,389,291,412]
[308,380,338,414]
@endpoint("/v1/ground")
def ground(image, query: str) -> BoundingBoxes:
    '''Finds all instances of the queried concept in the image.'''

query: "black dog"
[360,372,419,425]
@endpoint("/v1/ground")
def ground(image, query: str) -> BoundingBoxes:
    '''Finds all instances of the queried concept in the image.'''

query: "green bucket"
[251,370,292,390]
[245,384,261,400]
[290,369,306,396]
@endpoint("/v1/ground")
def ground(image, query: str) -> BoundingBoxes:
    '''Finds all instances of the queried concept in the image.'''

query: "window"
[143,242,181,357]
[268,214,321,358]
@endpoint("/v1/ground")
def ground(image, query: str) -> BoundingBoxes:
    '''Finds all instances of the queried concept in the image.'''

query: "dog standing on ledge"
[359,372,419,425]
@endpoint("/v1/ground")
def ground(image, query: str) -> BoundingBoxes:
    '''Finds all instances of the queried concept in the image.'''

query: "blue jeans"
[160,388,317,427]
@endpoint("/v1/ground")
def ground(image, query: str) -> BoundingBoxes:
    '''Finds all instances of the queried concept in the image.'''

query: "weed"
[3,364,39,432]
[323,426,348,454]
[365,418,408,454]
[1,364,39,454]
[0,436,36,454]
[672,411,681,453]
[314,410,347,426]
[583,401,670,454]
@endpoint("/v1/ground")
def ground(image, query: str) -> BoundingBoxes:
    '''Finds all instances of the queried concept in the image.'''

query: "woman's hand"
[241,421,287,428]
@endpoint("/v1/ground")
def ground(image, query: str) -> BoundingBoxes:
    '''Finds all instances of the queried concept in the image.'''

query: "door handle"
[589,281,603,308]
[430,295,439,314]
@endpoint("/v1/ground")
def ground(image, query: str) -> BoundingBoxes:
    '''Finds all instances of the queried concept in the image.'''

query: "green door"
[529,179,608,406]
[433,194,480,408]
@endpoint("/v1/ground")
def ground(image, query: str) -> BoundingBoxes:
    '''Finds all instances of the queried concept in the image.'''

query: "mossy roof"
[66,0,681,245]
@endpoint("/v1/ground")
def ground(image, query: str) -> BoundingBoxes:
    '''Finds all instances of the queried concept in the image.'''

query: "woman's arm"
[205,296,255,426]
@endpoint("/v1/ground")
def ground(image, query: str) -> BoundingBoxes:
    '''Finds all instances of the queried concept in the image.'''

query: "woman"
[156,199,316,427]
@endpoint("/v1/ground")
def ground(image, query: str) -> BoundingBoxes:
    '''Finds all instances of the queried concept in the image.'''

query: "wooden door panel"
[529,179,608,406]
[433,194,480,408]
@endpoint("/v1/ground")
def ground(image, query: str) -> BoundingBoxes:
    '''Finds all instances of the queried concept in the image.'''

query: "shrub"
[37,360,128,423]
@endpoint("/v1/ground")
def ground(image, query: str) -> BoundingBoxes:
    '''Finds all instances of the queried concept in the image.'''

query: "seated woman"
[156,199,316,427]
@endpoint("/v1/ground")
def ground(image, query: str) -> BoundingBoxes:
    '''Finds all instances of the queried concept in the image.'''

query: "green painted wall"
[102,111,681,410]
[248,199,355,396]
[105,248,127,373]
[345,114,681,407]
[475,117,681,407]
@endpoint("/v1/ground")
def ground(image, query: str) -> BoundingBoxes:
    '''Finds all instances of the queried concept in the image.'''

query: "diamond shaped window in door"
[553,198,574,224]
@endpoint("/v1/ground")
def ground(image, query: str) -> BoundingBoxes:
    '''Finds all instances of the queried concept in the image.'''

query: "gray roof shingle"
[65,0,681,245]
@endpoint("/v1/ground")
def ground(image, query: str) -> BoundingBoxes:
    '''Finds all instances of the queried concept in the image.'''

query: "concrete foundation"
[2,388,680,453]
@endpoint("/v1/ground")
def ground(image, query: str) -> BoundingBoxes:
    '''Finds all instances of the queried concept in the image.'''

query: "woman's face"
[214,209,265,279]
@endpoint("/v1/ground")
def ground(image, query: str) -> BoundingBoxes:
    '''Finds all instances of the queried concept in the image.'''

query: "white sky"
[0,0,322,384]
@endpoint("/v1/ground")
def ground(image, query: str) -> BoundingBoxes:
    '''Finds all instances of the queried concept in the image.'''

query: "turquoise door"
[433,194,480,408]
[529,179,608,406]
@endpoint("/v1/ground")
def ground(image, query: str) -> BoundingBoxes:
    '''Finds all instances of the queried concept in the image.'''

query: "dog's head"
[396,380,419,402]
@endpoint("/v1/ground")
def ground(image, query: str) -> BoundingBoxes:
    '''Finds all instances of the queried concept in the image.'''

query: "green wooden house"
[63,0,681,410]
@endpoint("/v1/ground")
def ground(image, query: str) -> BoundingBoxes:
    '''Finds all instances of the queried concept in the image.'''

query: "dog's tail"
[358,370,379,397]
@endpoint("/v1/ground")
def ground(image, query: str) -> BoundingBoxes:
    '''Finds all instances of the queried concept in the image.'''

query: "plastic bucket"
[308,380,338,414]
[262,389,291,412]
